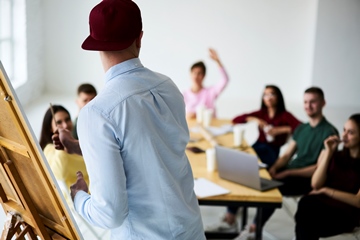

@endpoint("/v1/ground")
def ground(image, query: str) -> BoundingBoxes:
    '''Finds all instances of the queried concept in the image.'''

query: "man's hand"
[52,129,82,155]
[268,166,277,178]
[272,170,290,179]
[70,171,89,201]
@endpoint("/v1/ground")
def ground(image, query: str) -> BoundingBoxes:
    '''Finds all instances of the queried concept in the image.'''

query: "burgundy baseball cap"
[82,0,142,51]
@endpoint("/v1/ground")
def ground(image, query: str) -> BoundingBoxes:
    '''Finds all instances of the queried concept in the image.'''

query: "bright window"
[0,0,26,88]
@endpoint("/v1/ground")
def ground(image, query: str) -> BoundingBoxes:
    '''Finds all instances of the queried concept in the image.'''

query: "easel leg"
[1,213,19,240]
[1,212,37,240]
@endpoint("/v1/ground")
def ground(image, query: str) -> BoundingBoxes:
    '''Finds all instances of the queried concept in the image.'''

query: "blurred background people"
[207,85,301,232]
[73,83,97,139]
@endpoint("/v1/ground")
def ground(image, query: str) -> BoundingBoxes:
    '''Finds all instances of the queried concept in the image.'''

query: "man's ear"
[135,31,143,48]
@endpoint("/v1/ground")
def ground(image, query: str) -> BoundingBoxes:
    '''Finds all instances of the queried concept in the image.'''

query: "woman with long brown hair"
[295,113,360,239]
[39,105,89,194]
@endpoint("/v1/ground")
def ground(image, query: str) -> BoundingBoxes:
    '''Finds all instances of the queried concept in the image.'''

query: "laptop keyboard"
[261,181,270,188]
[260,178,275,188]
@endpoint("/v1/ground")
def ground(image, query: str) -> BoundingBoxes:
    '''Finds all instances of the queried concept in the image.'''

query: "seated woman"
[233,85,302,167]
[295,113,360,240]
[39,105,89,199]
[206,85,302,232]
[182,48,229,119]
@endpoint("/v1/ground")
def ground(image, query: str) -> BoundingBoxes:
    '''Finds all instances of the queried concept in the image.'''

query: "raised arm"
[209,48,223,68]
[208,48,229,97]
[311,135,339,189]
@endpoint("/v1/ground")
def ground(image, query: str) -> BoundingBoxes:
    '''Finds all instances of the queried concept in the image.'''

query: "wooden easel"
[1,212,36,240]
[0,62,82,239]
[0,145,51,240]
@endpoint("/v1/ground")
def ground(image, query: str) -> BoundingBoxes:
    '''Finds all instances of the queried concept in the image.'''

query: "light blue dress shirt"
[75,58,205,240]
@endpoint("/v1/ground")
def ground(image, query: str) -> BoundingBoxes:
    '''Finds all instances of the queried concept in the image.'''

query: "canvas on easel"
[0,61,83,239]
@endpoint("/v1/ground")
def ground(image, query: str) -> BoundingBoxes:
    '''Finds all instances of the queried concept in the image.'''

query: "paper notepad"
[194,178,230,198]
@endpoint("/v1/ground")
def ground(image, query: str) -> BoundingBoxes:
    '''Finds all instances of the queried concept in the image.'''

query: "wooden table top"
[187,118,282,204]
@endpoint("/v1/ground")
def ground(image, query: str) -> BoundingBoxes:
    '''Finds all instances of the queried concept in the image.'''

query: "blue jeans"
[252,141,280,168]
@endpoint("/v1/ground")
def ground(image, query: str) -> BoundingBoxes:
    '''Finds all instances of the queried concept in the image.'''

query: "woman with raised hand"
[183,48,229,119]
[295,113,360,240]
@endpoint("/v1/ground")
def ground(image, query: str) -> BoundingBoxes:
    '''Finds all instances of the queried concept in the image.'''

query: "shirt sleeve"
[232,110,262,124]
[207,67,229,98]
[74,106,128,229]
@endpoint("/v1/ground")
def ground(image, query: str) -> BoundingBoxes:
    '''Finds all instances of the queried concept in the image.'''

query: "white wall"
[15,0,44,106]
[312,0,360,107]
[19,0,360,135]
[310,0,360,132]
[40,0,317,118]
[42,0,103,94]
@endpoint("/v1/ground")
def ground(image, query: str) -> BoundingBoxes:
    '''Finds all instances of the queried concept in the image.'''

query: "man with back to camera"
[67,0,206,239]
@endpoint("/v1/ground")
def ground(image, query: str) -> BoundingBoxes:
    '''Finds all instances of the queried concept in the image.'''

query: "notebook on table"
[215,145,283,191]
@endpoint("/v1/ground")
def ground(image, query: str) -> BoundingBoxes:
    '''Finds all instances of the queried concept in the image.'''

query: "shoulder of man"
[292,122,307,136]
[320,117,339,136]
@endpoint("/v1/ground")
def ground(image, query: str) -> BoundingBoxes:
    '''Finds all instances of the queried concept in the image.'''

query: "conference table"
[186,118,282,240]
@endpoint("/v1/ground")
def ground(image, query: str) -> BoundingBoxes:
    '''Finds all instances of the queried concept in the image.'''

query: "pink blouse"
[182,67,229,117]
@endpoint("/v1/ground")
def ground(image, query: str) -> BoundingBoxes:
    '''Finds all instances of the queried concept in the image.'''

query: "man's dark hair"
[77,83,97,95]
[190,61,206,75]
[304,87,324,100]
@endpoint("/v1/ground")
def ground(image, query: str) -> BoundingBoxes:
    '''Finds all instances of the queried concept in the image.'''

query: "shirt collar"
[104,58,143,83]
[311,116,328,128]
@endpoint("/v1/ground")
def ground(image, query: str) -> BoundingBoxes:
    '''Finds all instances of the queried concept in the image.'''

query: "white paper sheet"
[194,178,230,198]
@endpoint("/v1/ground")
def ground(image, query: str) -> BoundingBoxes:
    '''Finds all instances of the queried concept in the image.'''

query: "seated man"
[207,87,338,238]
[234,86,339,239]
[72,83,97,140]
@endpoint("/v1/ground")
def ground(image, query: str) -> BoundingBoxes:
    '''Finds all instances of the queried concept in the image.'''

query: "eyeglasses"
[263,93,276,99]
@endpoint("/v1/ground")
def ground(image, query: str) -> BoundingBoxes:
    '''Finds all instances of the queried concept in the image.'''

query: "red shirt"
[232,109,302,147]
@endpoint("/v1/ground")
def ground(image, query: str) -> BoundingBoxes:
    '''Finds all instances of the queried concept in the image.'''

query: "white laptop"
[215,145,283,191]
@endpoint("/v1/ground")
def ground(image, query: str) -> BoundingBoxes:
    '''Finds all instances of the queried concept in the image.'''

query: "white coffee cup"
[202,109,213,127]
[206,148,217,172]
[233,125,243,147]
[196,105,205,123]
[263,125,274,142]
